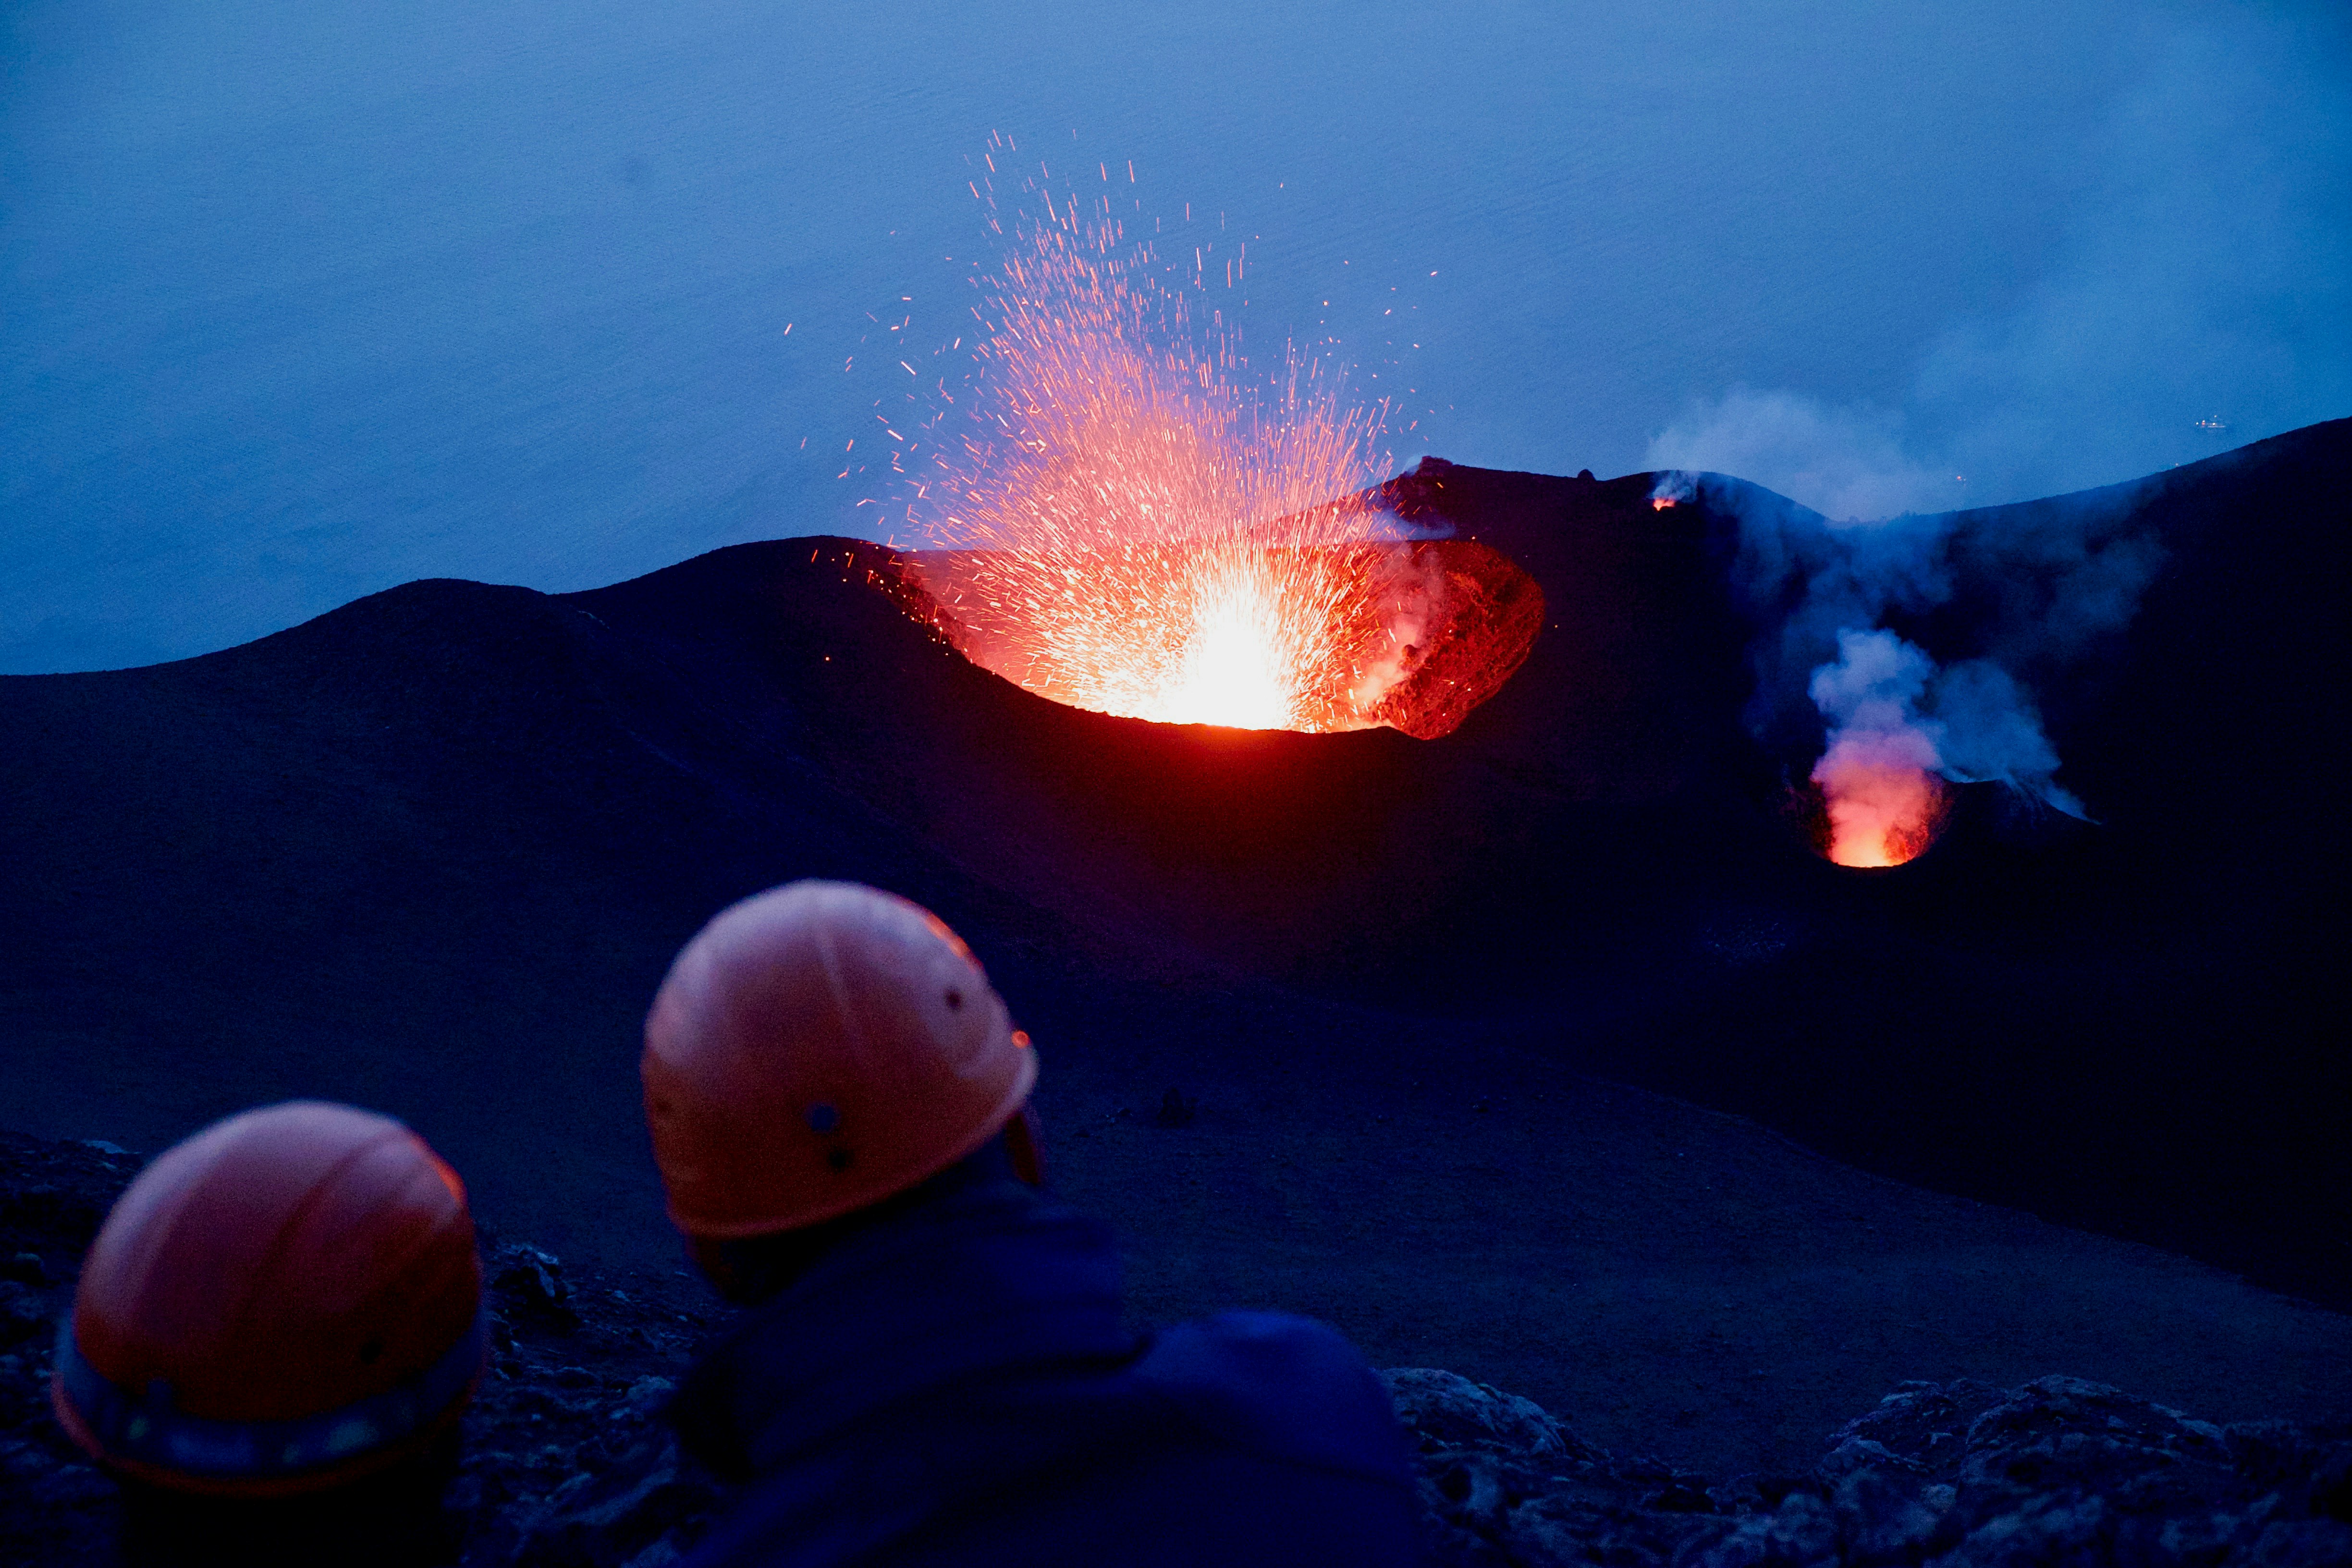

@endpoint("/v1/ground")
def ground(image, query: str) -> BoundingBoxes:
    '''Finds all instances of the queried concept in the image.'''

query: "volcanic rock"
[1151,1088,1197,1128]
[1381,1367,2352,1568]
[491,1246,585,1337]
[6,1128,2347,1567]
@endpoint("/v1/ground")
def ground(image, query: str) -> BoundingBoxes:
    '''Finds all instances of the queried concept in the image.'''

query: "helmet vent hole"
[826,1147,855,1173]
[358,1335,384,1365]
[944,988,963,1011]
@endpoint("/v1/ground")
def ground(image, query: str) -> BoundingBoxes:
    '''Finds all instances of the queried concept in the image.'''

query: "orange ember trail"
[895,172,1424,733]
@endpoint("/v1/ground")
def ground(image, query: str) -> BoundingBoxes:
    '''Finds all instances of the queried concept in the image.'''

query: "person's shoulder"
[1130,1311,1413,1483]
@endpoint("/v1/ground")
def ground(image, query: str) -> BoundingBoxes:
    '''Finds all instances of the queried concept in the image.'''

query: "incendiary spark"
[892,164,1449,733]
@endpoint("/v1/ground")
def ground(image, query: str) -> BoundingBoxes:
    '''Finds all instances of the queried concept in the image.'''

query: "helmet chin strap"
[54,1307,487,1493]
[1005,1101,1045,1190]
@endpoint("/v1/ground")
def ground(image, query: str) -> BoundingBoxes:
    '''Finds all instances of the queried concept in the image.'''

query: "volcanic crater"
[901,528,1545,740]
[0,421,2346,1482]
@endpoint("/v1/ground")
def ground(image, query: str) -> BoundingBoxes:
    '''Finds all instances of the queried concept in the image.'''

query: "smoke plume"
[1648,392,1948,524]
[1805,630,1948,867]
[1674,460,2162,859]
[1644,13,2350,522]
[1800,625,2092,866]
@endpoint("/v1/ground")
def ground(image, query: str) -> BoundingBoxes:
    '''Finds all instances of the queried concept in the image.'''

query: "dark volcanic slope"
[2,423,2347,1471]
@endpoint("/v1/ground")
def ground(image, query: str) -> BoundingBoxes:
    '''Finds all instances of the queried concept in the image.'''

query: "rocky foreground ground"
[4,1129,2347,1567]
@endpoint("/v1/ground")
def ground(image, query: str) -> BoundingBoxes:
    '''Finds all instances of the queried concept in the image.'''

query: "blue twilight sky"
[3,1,2346,672]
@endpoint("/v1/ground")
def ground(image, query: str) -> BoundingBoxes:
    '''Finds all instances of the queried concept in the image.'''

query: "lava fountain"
[891,163,1539,737]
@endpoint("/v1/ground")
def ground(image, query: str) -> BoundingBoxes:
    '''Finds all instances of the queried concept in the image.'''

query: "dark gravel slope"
[6,1132,2347,1567]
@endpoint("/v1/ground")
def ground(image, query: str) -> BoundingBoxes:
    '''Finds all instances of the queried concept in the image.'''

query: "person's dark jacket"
[667,1146,1421,1567]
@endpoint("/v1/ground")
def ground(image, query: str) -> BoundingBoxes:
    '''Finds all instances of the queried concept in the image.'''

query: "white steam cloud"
[1650,393,1948,524]
[1646,13,2351,523]
[1810,628,2085,824]
[1699,443,2163,837]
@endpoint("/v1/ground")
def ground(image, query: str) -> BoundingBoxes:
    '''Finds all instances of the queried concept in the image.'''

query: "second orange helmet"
[642,881,1036,1239]
[52,1101,484,1496]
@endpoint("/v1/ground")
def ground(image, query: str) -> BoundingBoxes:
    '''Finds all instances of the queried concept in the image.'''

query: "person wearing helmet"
[52,1101,486,1566]
[643,880,1420,1568]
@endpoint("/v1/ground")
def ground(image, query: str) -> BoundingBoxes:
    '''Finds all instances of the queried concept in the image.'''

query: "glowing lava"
[1162,569,1295,729]
[1811,733,1951,868]
[1805,626,1954,867]
[890,149,1537,736]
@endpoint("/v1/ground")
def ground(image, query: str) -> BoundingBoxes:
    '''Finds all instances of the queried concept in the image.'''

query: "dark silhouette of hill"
[1,420,2346,1473]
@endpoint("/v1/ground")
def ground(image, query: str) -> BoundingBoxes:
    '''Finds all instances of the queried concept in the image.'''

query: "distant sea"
[4,0,2345,672]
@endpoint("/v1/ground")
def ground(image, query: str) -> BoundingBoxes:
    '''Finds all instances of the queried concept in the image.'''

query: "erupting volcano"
[892,157,1539,737]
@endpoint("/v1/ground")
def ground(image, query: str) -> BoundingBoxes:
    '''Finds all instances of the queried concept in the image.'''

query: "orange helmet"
[643,881,1036,1238]
[51,1102,484,1497]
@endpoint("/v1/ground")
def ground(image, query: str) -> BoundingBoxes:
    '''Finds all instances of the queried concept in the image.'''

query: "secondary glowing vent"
[1797,628,1961,868]
[908,534,1542,738]
[1793,759,1953,869]
[888,149,1541,737]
